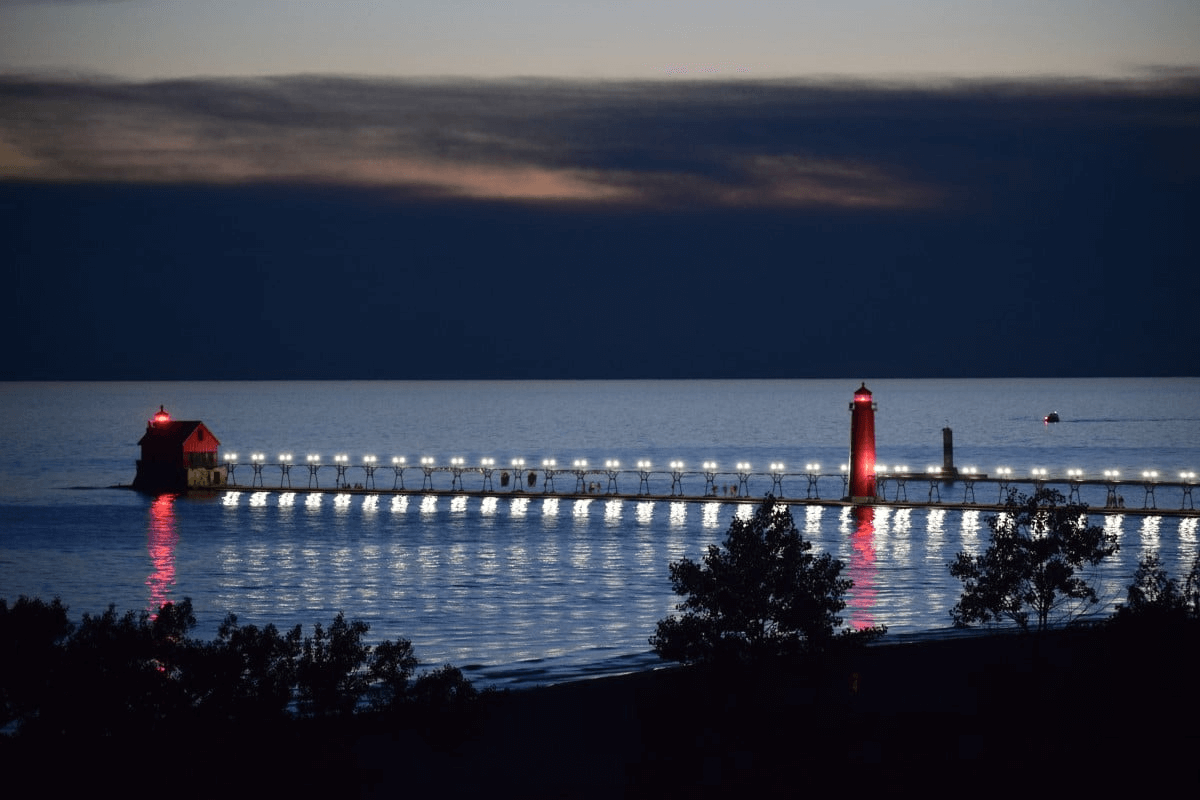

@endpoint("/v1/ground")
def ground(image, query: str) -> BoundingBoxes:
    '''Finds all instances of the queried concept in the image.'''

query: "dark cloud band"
[3,73,1195,211]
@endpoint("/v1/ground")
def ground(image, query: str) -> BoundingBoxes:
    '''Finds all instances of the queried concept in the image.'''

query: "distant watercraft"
[1044,411,1060,424]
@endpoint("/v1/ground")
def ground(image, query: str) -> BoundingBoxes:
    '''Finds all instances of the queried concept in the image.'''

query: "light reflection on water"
[1138,516,1161,552]
[960,510,982,552]
[926,509,946,543]
[1181,518,1198,548]
[846,506,879,630]
[145,494,177,614]
[804,505,823,536]
[888,509,913,562]
[5,378,1196,687]
[11,494,1200,688]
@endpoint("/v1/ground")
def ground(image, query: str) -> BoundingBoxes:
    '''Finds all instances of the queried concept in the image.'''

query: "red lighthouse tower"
[848,383,877,503]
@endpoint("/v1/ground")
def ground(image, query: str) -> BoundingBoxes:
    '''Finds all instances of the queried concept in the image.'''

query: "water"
[1,379,1198,687]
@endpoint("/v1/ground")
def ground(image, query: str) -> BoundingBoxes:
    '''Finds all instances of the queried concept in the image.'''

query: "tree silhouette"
[0,596,73,732]
[295,612,371,717]
[38,600,202,737]
[651,495,852,664]
[1185,552,1200,619]
[368,637,420,711]
[949,489,1118,632]
[1,598,478,739]
[409,664,479,709]
[1110,552,1200,628]
[1119,555,1188,616]
[199,614,301,722]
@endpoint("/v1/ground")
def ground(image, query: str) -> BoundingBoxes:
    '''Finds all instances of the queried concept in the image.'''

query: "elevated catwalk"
[216,469,1199,517]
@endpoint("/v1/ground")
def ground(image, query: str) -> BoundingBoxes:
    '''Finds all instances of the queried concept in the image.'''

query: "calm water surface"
[1,379,1197,686]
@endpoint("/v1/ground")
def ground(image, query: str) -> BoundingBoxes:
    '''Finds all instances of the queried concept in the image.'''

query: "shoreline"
[359,622,1197,794]
[8,623,1188,795]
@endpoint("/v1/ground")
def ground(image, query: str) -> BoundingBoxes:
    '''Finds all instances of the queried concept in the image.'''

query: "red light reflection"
[847,506,879,629]
[146,493,179,614]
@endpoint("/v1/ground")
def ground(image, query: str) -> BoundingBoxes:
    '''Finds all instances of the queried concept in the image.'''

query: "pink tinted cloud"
[0,75,962,209]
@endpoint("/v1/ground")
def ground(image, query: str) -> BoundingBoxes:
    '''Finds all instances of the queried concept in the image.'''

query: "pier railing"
[219,458,1198,516]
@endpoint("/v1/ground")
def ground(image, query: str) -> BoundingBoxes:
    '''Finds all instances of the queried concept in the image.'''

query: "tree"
[1185,552,1200,619]
[0,596,73,732]
[408,664,479,709]
[0,597,483,738]
[36,599,203,737]
[295,612,371,717]
[199,614,302,722]
[1113,554,1190,621]
[1110,552,1200,629]
[651,495,853,664]
[949,489,1119,632]
[367,637,420,711]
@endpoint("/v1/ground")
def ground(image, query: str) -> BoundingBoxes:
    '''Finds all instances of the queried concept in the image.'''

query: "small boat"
[1044,411,1060,424]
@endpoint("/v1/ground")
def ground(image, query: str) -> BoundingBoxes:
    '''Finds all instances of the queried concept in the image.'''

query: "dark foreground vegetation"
[0,598,478,735]
[4,491,1197,796]
[3,605,1196,796]
[0,596,488,794]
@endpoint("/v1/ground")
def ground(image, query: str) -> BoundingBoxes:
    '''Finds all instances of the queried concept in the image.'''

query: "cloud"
[0,76,930,207]
[0,73,1196,213]
[2,70,1198,380]
[0,136,41,175]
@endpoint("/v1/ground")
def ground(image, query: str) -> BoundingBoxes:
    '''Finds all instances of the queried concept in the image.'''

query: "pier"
[144,390,1198,518]
[217,460,1200,517]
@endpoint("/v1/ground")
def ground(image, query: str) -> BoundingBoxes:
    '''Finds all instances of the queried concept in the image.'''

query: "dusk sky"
[2,1,1198,379]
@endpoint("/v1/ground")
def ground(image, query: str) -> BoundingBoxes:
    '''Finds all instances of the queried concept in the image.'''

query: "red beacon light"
[152,405,171,426]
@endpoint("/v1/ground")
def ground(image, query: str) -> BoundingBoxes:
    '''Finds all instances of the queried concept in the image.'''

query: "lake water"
[1,379,1197,686]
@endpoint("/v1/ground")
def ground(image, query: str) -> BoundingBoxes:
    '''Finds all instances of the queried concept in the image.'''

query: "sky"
[1,1,1198,379]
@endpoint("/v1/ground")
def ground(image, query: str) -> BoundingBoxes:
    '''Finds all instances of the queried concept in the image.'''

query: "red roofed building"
[133,406,227,493]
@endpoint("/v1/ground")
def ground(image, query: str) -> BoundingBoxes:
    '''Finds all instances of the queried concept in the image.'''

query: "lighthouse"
[132,406,226,493]
[847,383,877,503]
